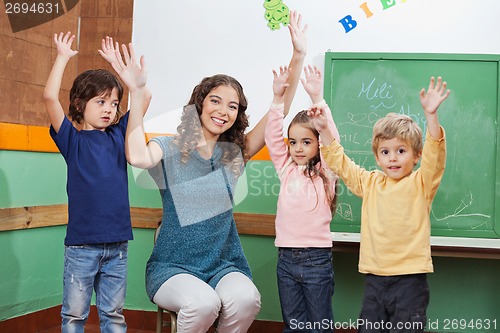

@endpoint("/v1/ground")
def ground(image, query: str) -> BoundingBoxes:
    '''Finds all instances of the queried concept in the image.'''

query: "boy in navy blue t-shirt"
[43,32,149,333]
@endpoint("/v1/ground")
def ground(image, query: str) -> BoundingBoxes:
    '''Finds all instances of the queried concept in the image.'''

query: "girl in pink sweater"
[264,65,340,332]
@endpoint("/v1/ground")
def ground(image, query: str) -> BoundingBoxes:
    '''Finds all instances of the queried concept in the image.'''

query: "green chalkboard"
[324,53,500,238]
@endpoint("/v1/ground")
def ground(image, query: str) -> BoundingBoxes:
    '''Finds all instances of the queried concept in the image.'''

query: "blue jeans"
[277,247,335,333]
[61,242,128,333]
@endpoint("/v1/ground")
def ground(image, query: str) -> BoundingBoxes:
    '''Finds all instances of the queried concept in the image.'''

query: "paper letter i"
[360,2,373,18]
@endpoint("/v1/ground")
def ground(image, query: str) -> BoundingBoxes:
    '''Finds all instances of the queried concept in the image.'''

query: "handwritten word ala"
[339,0,408,33]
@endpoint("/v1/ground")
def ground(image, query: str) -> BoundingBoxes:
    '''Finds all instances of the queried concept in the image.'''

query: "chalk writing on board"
[339,112,379,129]
[360,78,427,129]
[358,77,394,101]
[336,203,355,222]
[370,101,398,111]
[431,191,491,226]
[326,52,500,238]
[336,77,433,172]
[338,76,492,228]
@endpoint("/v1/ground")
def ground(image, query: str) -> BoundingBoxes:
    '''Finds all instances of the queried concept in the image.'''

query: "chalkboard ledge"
[332,233,500,259]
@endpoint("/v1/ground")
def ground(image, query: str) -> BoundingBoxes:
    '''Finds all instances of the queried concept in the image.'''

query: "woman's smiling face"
[200,85,239,140]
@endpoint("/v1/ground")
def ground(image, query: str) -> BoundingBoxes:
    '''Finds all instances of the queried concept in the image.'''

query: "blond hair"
[372,113,423,157]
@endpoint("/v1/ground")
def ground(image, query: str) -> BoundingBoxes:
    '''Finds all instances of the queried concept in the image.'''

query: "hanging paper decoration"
[263,0,290,30]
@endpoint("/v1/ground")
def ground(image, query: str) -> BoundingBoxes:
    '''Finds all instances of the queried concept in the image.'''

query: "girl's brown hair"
[288,110,338,214]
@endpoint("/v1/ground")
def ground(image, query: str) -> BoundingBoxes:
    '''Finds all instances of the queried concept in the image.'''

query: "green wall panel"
[1,150,499,332]
[0,226,65,320]
[0,150,67,208]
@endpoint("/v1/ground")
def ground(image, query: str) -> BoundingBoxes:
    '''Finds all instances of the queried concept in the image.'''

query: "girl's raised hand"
[308,105,328,132]
[273,66,291,98]
[419,76,450,115]
[300,65,323,103]
[288,10,308,56]
[54,31,78,58]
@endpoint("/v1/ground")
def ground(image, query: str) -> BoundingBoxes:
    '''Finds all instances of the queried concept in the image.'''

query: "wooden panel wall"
[0,0,134,135]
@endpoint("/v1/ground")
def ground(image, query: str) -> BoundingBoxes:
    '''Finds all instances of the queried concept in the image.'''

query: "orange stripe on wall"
[145,132,171,141]
[0,123,272,160]
[251,146,271,161]
[0,122,58,152]
[0,122,28,151]
[27,125,59,152]
[145,133,271,161]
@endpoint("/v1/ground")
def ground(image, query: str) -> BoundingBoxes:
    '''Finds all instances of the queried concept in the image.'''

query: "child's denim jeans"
[277,247,335,333]
[61,242,128,333]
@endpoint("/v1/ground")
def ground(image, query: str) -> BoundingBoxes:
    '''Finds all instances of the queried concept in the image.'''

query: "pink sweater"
[264,103,340,248]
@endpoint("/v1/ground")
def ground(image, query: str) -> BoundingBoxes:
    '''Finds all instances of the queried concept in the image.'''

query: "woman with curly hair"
[108,11,309,333]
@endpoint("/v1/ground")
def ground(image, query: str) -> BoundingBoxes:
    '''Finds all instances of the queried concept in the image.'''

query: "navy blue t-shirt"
[50,113,133,246]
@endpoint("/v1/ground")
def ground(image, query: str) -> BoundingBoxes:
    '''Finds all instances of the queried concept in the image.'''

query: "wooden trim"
[2,205,499,259]
[0,204,68,231]
[0,304,292,333]
[0,205,163,231]
[130,206,162,229]
[0,305,61,332]
[234,212,276,236]
[0,206,274,233]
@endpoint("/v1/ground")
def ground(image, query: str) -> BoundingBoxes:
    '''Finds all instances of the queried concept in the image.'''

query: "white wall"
[132,0,500,134]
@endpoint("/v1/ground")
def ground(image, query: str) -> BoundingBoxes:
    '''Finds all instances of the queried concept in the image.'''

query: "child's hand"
[288,10,308,56]
[308,105,328,132]
[273,66,290,98]
[105,42,148,93]
[300,65,323,103]
[54,32,78,59]
[98,36,120,66]
[419,76,450,115]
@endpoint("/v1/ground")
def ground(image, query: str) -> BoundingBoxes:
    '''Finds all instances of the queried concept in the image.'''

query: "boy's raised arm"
[43,32,78,133]
[419,76,450,139]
